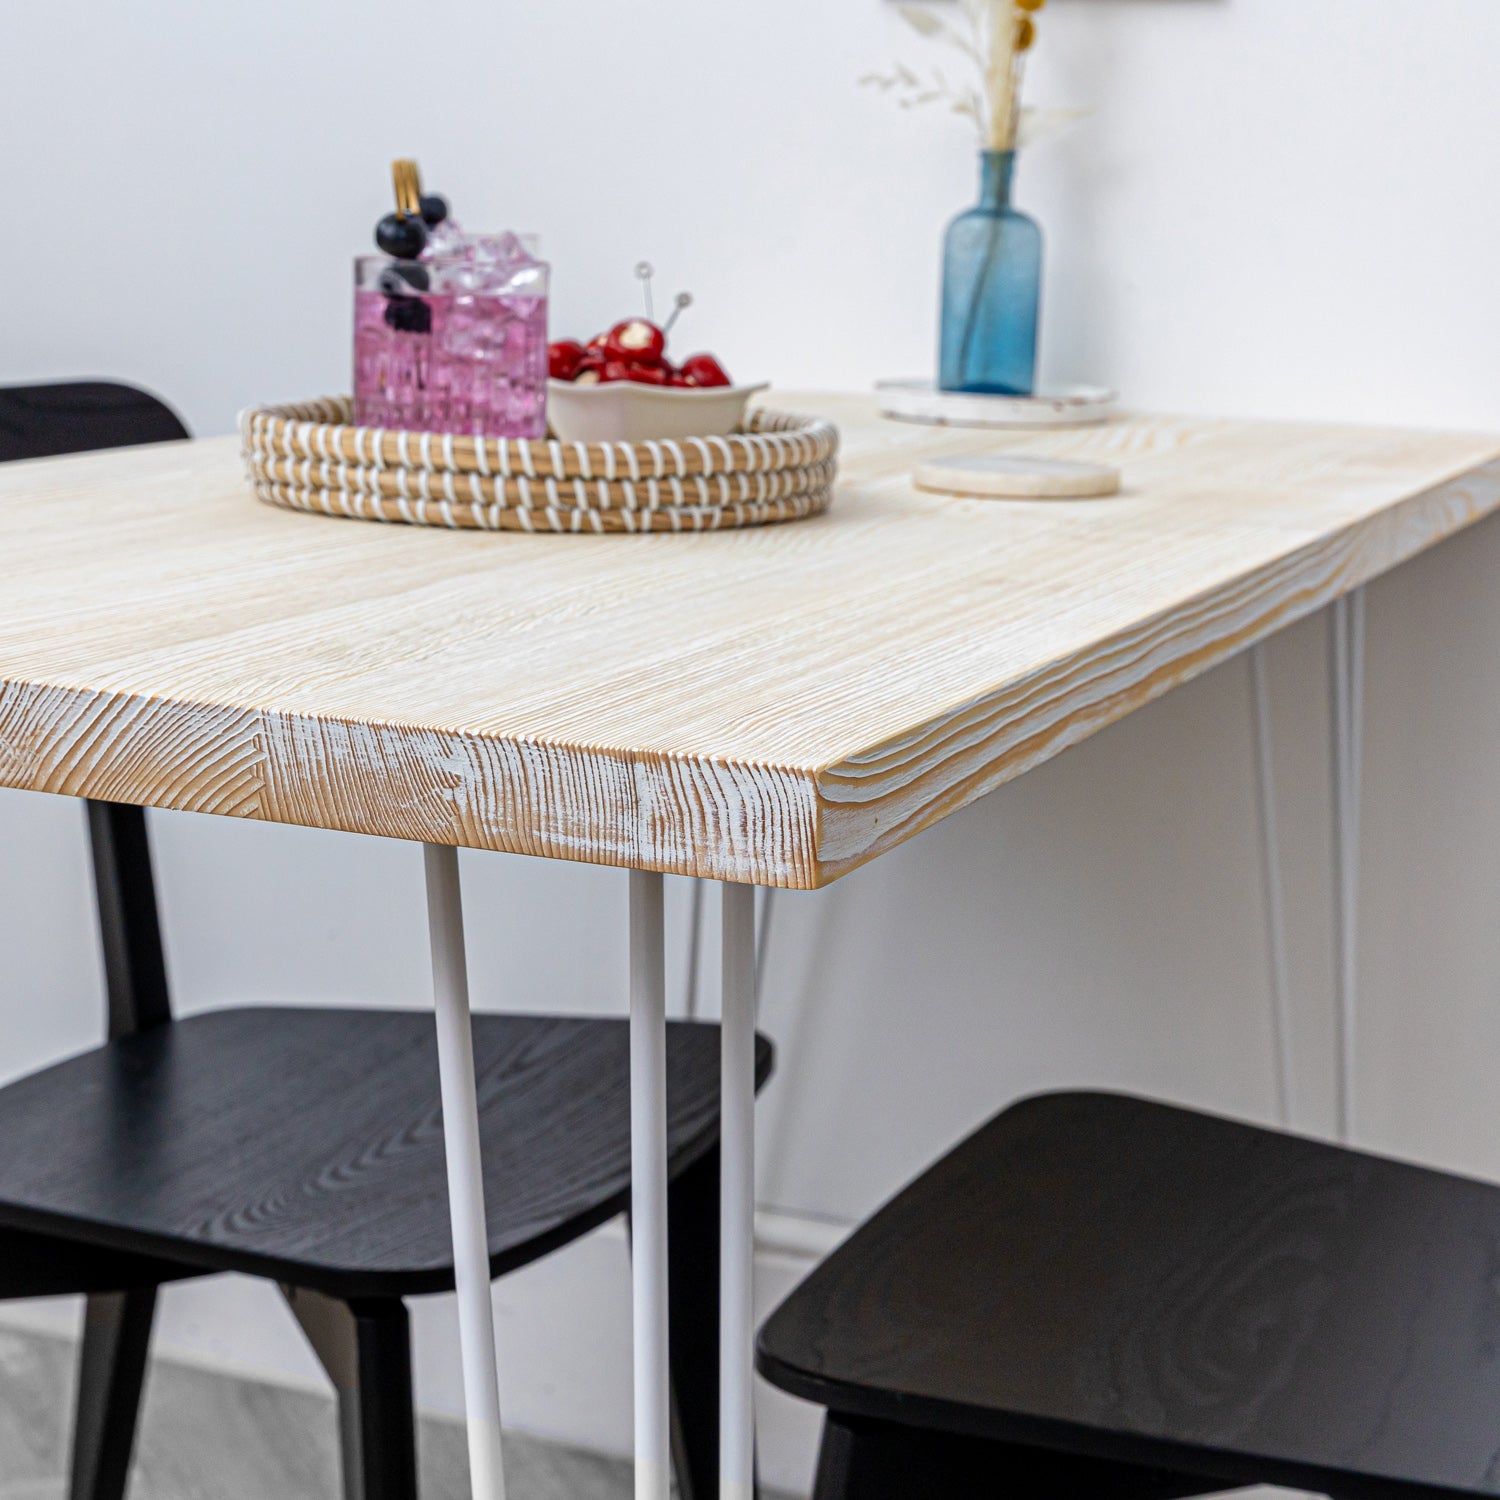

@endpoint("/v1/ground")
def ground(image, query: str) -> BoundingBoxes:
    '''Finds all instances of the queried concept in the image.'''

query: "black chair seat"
[759,1091,1500,1499]
[0,1226,195,1298]
[0,1006,772,1300]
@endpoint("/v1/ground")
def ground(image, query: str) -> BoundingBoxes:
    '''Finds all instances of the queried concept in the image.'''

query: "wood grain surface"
[0,1008,771,1299]
[757,1091,1500,1498]
[1,397,1497,886]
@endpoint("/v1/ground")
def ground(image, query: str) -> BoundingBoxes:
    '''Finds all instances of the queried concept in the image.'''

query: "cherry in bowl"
[678,353,731,389]
[548,339,588,381]
[602,319,667,366]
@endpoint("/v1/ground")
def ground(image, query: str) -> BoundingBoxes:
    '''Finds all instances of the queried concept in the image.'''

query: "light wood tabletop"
[2,395,1497,888]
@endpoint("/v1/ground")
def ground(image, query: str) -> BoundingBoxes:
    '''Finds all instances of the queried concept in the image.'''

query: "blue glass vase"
[939,150,1041,395]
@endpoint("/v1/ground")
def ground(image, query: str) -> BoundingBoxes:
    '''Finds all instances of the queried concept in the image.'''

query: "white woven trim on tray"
[246,447,837,513]
[252,479,834,533]
[242,397,838,480]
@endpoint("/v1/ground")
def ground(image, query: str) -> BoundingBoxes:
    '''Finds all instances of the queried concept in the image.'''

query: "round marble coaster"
[913,452,1121,500]
[876,379,1115,429]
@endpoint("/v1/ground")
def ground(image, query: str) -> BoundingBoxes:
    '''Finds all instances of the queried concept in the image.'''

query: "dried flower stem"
[865,0,1041,152]
[982,2,1021,149]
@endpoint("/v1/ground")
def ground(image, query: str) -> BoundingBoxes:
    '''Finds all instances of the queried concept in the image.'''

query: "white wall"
[5,0,1500,1494]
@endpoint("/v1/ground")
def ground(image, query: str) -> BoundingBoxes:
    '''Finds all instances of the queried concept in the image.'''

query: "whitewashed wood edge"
[813,455,1500,883]
[2,455,1496,890]
[4,426,1499,891]
[0,683,823,888]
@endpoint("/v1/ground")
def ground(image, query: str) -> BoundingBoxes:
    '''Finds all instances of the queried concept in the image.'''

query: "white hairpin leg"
[684,878,706,1021]
[424,844,507,1500]
[720,883,758,1500]
[629,871,671,1500]
[1329,589,1366,1142]
[1248,644,1295,1127]
[753,887,776,1014]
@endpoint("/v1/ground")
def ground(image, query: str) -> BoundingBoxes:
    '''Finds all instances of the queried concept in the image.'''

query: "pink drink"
[353,243,548,439]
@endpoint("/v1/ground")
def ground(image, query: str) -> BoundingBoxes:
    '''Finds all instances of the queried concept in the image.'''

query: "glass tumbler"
[353,235,549,439]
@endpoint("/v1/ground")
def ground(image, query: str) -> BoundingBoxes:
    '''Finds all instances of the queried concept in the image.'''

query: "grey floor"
[0,1322,630,1500]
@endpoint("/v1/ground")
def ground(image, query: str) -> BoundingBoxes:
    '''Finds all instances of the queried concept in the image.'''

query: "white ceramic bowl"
[546,380,769,444]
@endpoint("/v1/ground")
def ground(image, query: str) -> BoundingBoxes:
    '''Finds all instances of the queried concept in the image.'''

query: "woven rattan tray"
[240,397,839,533]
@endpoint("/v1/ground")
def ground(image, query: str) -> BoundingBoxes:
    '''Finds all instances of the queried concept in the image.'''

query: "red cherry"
[666,371,695,388]
[587,333,610,355]
[548,340,587,381]
[603,319,667,366]
[679,353,732,388]
[598,360,638,384]
[625,361,671,386]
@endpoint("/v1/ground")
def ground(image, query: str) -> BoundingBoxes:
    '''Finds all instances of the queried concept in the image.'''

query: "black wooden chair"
[0,383,771,1500]
[0,380,190,460]
[759,1089,1500,1500]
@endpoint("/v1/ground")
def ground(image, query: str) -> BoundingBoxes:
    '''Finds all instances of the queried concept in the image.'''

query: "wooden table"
[3,396,1499,1500]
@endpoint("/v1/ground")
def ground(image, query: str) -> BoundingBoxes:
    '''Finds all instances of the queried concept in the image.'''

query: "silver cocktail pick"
[662,292,692,336]
[636,263,691,334]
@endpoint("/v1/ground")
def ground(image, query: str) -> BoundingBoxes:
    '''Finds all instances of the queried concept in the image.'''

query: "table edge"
[2,453,1498,889]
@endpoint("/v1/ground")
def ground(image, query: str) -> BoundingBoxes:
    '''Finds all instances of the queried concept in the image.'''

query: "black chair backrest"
[0,380,189,462]
[0,381,184,1034]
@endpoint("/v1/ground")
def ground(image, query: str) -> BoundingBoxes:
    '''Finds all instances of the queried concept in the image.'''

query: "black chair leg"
[812,1413,1220,1500]
[666,1141,735,1500]
[69,1287,157,1500]
[809,1414,860,1500]
[282,1286,418,1500]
